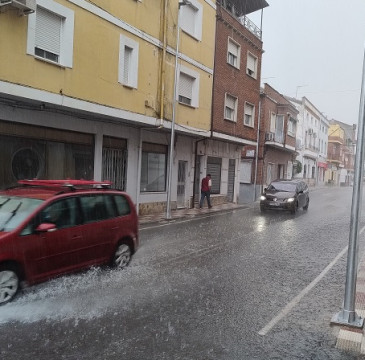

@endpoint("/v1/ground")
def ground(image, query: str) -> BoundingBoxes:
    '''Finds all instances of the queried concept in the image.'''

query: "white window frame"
[227,37,240,69]
[246,51,258,79]
[270,112,276,132]
[288,117,296,136]
[180,0,203,41]
[224,93,238,122]
[177,65,199,108]
[118,35,139,89]
[244,102,255,127]
[26,0,74,68]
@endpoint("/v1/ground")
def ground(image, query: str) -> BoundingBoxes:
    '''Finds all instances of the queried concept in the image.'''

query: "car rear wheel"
[0,265,19,305]
[113,244,132,269]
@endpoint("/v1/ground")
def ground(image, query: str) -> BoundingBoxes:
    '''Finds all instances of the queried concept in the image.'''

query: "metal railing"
[239,16,262,39]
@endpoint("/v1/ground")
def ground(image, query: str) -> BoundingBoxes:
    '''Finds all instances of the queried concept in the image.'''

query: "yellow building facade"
[0,0,216,213]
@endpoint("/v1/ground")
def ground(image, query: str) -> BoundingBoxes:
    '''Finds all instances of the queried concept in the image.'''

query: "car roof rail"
[18,179,113,190]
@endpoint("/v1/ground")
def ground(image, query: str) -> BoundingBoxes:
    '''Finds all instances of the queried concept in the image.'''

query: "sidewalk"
[139,202,250,227]
[335,252,365,354]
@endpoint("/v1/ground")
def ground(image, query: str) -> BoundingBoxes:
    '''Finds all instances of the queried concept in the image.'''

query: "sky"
[248,0,365,125]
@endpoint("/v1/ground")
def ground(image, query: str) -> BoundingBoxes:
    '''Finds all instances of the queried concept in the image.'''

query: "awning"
[229,0,269,16]
[317,162,328,169]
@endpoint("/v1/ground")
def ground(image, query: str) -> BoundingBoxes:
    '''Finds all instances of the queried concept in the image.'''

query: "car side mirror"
[36,223,57,232]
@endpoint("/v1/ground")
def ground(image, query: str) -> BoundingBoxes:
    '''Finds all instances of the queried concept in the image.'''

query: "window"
[80,195,116,223]
[114,195,131,216]
[288,117,297,136]
[40,198,79,229]
[178,73,194,105]
[227,38,240,68]
[178,65,199,108]
[246,52,257,78]
[27,0,74,68]
[270,112,276,132]
[119,35,139,88]
[180,0,203,41]
[244,102,255,127]
[224,94,238,122]
[141,143,167,192]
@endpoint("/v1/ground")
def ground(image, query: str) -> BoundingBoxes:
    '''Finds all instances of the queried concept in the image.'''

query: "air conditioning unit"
[265,132,275,141]
[0,0,35,15]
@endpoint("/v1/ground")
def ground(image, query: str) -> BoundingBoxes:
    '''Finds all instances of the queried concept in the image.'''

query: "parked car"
[0,179,139,304]
[260,179,309,214]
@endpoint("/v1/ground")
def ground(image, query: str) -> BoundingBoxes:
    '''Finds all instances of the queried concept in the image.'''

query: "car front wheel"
[113,244,132,269]
[291,201,298,214]
[303,199,309,210]
[0,265,19,305]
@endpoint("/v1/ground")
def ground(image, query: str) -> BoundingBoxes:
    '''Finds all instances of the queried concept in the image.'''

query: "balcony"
[265,131,284,144]
[239,16,262,39]
[219,0,268,40]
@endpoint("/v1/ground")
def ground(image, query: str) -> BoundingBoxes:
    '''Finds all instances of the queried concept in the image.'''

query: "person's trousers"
[199,191,211,208]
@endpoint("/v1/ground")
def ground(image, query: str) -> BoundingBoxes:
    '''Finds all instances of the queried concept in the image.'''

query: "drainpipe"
[136,128,143,215]
[158,0,168,126]
[253,91,263,201]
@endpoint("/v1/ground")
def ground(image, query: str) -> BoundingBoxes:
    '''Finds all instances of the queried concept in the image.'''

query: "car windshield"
[0,195,43,232]
[268,182,296,192]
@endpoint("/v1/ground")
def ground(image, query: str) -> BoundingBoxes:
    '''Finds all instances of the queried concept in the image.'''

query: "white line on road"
[258,245,349,336]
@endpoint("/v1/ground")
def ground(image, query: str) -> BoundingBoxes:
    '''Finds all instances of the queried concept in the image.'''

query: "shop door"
[227,159,235,202]
[177,160,187,208]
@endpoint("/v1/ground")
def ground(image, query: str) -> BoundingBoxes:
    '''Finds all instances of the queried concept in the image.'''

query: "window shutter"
[228,41,238,57]
[182,5,196,33]
[179,73,193,99]
[123,46,132,83]
[226,95,235,109]
[247,53,256,71]
[35,7,62,56]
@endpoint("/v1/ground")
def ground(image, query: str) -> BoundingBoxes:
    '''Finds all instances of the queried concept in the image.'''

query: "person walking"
[200,174,212,209]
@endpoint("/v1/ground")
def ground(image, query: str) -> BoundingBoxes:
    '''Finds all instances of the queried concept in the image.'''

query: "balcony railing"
[239,16,262,39]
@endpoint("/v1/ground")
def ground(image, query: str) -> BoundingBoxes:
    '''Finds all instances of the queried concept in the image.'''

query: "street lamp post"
[331,46,365,329]
[166,0,191,219]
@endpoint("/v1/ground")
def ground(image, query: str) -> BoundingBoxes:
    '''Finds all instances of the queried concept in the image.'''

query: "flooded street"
[0,186,364,359]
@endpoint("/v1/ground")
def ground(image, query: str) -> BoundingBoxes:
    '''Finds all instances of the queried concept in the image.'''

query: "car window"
[268,182,296,192]
[114,195,131,216]
[0,195,43,232]
[80,195,116,223]
[39,198,79,229]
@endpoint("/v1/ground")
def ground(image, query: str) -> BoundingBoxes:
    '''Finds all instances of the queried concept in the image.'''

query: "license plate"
[270,202,280,206]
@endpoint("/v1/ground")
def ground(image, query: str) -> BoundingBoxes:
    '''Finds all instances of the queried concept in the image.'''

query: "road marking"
[258,245,349,336]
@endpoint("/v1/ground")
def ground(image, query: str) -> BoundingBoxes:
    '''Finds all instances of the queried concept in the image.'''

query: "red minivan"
[0,180,139,304]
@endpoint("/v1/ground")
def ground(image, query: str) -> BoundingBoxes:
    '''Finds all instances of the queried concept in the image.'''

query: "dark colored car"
[260,179,309,214]
[0,180,139,304]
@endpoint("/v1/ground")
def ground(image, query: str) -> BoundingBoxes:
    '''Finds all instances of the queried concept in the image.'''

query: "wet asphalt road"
[1,186,365,359]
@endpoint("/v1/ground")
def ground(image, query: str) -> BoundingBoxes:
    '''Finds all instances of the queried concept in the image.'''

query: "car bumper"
[260,201,295,211]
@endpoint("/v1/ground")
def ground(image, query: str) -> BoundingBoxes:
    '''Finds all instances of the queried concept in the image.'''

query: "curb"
[335,253,365,354]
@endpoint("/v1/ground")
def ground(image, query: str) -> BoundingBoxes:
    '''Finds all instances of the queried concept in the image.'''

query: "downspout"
[158,0,168,125]
[253,91,263,201]
[136,128,143,215]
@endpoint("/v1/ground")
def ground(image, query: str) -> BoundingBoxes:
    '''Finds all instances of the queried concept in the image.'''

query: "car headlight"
[286,197,295,203]
[260,195,266,201]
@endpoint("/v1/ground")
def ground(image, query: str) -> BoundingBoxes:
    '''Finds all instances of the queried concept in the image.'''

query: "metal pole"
[331,46,365,328]
[166,2,183,219]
